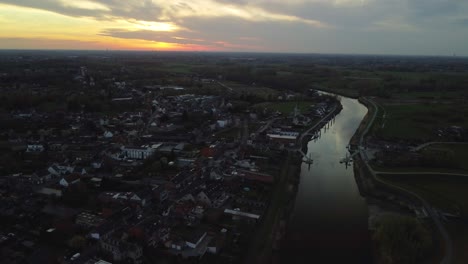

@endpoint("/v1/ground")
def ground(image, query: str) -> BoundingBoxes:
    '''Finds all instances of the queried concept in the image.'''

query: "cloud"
[1,0,468,55]
[0,0,328,27]
[0,37,103,49]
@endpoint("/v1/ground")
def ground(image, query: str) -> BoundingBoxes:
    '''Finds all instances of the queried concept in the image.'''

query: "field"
[379,173,468,216]
[379,173,468,264]
[161,63,193,73]
[393,91,468,100]
[423,144,468,171]
[223,81,280,100]
[252,101,315,115]
[371,102,468,141]
[373,144,468,174]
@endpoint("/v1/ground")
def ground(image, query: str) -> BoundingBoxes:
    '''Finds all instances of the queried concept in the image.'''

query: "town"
[0,51,341,264]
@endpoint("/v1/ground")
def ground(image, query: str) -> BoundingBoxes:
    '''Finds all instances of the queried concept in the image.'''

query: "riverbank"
[348,97,372,148]
[246,99,344,263]
[244,151,302,263]
[351,97,449,264]
[313,86,360,99]
[279,96,372,263]
[299,102,343,154]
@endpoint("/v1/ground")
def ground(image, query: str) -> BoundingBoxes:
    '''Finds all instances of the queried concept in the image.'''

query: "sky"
[0,0,468,55]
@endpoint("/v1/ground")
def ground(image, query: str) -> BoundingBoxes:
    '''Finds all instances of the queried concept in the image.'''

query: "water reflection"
[281,96,372,264]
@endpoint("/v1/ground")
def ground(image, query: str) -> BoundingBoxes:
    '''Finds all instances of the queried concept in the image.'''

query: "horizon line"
[0,48,466,59]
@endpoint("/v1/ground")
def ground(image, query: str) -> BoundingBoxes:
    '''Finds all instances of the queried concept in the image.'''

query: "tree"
[373,215,433,264]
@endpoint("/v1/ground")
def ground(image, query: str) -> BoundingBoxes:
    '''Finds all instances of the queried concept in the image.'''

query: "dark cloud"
[455,18,468,26]
[99,29,205,45]
[0,0,105,18]
[408,0,461,16]
[0,0,164,21]
[2,0,468,55]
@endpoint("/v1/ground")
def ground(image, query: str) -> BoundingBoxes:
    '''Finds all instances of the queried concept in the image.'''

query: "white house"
[48,164,73,176]
[122,146,155,160]
[59,174,80,188]
[216,119,230,128]
[26,144,44,153]
[103,131,114,138]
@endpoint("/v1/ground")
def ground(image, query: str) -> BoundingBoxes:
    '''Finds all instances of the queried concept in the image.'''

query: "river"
[280,95,372,263]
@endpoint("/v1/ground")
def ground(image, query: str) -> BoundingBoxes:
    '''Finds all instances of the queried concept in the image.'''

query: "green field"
[374,144,468,174]
[161,63,193,73]
[224,81,280,100]
[394,91,468,100]
[379,173,468,216]
[252,101,314,115]
[379,173,468,264]
[372,103,468,141]
[423,144,468,171]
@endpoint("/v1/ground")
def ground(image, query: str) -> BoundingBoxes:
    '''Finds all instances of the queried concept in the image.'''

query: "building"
[59,174,80,187]
[267,131,299,144]
[99,192,146,207]
[100,231,143,264]
[75,212,104,228]
[26,144,45,153]
[122,146,155,160]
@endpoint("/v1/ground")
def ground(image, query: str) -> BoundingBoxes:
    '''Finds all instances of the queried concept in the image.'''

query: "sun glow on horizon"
[0,3,207,51]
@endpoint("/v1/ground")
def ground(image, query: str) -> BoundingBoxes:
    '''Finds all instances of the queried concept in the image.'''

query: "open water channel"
[280,95,372,263]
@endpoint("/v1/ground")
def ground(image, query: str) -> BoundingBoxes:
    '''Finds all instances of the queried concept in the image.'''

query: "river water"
[280,95,372,263]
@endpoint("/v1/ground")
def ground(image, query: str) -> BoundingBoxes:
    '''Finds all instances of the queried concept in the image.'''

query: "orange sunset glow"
[1,0,468,55]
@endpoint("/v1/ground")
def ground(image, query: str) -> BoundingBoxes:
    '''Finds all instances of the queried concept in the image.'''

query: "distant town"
[1,51,468,264]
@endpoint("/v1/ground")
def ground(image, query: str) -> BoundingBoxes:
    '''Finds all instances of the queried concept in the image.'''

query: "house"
[48,164,73,176]
[238,169,274,184]
[99,192,146,207]
[207,232,226,254]
[122,146,155,160]
[267,131,299,144]
[201,144,219,158]
[185,229,207,249]
[26,144,45,153]
[151,185,169,203]
[103,131,114,138]
[75,211,104,228]
[90,177,103,188]
[72,166,87,175]
[196,191,212,207]
[217,119,230,128]
[100,230,143,264]
[59,174,80,187]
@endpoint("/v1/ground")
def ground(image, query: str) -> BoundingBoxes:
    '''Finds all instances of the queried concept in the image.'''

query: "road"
[256,117,281,135]
[412,141,468,152]
[374,171,468,177]
[217,81,234,92]
[358,97,453,264]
